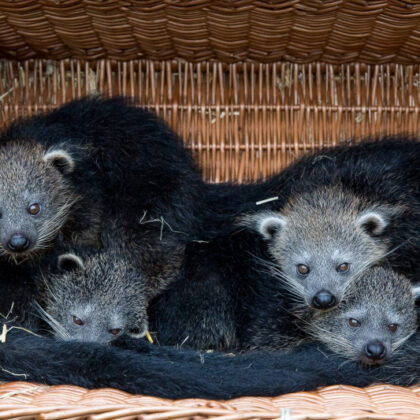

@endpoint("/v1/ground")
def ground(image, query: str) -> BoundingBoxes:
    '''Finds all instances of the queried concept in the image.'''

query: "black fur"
[3,96,205,243]
[149,232,300,350]
[1,111,418,396]
[150,138,420,350]
[252,137,420,279]
[0,97,206,324]
[0,261,38,330]
[1,328,420,399]
[202,138,419,248]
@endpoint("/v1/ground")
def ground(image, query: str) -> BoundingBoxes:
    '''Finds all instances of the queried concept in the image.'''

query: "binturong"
[0,96,204,262]
[36,240,152,344]
[0,141,78,259]
[305,265,419,365]
[241,186,402,310]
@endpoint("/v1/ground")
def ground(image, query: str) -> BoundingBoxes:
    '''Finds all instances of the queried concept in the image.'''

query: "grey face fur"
[243,187,400,309]
[39,249,149,344]
[306,266,418,365]
[0,141,77,260]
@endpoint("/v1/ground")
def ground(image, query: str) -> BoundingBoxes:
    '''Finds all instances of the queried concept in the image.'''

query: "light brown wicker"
[0,0,420,416]
[0,382,418,420]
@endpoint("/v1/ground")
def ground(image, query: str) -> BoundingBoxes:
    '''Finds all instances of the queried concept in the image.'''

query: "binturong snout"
[311,290,337,310]
[362,340,387,364]
[7,233,31,252]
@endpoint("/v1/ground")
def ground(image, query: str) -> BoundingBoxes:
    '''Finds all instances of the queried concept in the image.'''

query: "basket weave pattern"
[1,1,420,64]
[1,0,420,415]
[1,58,420,182]
[0,382,419,420]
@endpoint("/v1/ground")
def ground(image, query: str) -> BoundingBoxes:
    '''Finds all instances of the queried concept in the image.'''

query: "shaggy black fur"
[201,138,419,248]
[0,261,38,329]
[150,138,420,350]
[1,328,419,399]
[1,111,418,396]
[3,96,205,243]
[252,137,420,278]
[148,231,300,350]
[0,97,206,324]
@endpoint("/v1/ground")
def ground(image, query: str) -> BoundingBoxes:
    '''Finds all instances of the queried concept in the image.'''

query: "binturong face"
[306,266,419,365]
[38,250,149,344]
[242,187,401,310]
[0,140,77,261]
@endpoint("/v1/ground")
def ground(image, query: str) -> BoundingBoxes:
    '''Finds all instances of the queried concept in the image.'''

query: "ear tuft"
[357,205,400,236]
[240,211,286,240]
[58,253,84,272]
[44,149,75,174]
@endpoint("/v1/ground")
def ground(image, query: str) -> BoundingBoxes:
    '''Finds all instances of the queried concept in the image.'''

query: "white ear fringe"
[58,253,85,271]
[412,286,420,299]
[239,211,286,240]
[128,323,148,339]
[44,149,75,174]
[357,211,388,235]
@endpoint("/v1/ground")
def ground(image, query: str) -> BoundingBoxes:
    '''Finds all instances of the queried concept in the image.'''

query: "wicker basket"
[0,382,420,420]
[0,1,420,417]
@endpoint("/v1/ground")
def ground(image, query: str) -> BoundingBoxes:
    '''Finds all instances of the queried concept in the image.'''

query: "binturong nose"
[364,340,387,362]
[311,290,337,310]
[7,234,30,252]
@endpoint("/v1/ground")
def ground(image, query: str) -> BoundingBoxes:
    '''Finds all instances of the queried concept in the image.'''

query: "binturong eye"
[348,318,361,328]
[28,203,41,215]
[297,264,310,275]
[109,328,121,336]
[72,315,84,326]
[337,262,350,273]
[388,323,398,333]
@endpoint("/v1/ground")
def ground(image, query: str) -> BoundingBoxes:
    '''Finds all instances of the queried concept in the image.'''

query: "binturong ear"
[57,253,84,272]
[44,148,75,174]
[412,284,420,300]
[128,320,148,339]
[239,211,287,240]
[356,205,400,236]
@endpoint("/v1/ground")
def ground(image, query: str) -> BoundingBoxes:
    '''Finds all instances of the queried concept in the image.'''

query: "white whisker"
[34,301,70,340]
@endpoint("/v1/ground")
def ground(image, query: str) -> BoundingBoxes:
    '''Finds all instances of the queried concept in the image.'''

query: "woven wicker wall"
[1,58,419,182]
[1,1,420,64]
[1,1,420,182]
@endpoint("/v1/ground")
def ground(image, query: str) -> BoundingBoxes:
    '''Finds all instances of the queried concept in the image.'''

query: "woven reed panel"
[1,1,420,64]
[1,58,419,182]
[0,382,418,419]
